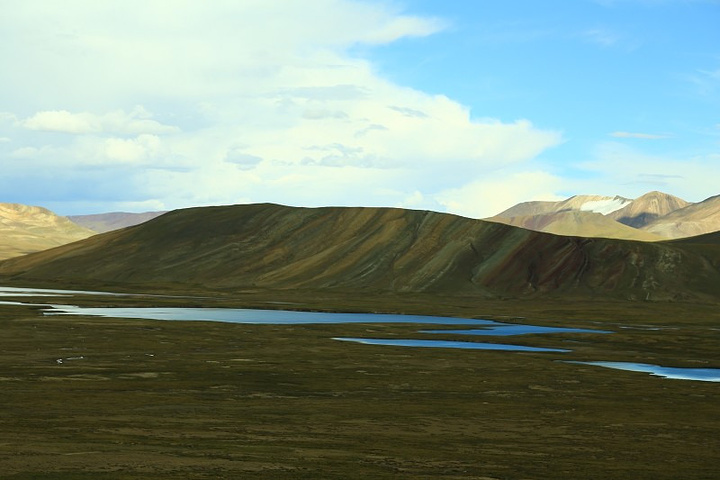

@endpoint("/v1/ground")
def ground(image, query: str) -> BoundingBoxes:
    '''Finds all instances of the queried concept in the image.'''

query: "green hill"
[1,203,719,302]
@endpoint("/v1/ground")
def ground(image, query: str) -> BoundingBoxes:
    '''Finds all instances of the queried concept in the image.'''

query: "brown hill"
[609,191,690,228]
[485,210,663,242]
[1,203,718,302]
[495,195,631,217]
[0,203,96,260]
[641,195,720,239]
[68,211,167,233]
[492,191,705,240]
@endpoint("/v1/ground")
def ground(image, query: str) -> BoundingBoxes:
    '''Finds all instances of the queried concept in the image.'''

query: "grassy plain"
[1,286,719,479]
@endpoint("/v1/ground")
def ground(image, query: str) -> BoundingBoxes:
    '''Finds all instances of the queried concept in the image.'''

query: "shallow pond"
[569,362,720,382]
[421,324,612,336]
[2,285,717,381]
[335,337,570,352]
[44,304,497,326]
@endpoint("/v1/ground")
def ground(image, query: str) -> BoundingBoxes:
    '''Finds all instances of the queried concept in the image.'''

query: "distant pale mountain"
[0,203,96,260]
[642,195,720,239]
[69,211,167,233]
[496,195,632,218]
[609,191,690,228]
[491,191,720,241]
[487,210,664,242]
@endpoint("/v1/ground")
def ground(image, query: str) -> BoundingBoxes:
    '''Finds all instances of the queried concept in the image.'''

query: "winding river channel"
[1,285,718,382]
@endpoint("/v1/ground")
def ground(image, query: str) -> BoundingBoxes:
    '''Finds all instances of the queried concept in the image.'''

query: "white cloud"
[396,190,429,210]
[434,171,564,219]
[104,134,161,163]
[0,1,446,109]
[22,110,99,134]
[0,1,561,214]
[610,131,672,139]
[578,142,720,202]
[6,134,167,168]
[360,13,447,44]
[20,107,179,135]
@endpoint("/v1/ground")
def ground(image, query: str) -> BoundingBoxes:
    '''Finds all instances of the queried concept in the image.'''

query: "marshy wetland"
[1,284,718,478]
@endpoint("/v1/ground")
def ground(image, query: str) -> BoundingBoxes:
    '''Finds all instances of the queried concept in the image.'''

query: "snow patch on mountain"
[580,196,632,215]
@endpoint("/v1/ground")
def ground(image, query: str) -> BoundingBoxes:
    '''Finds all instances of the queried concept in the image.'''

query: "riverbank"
[0,286,718,478]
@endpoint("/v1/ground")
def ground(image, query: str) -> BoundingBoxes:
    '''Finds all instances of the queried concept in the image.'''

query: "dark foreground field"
[1,287,718,479]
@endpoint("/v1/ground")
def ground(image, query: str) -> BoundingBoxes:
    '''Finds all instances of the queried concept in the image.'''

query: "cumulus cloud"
[6,133,168,168]
[0,1,446,109]
[20,107,179,135]
[0,1,560,215]
[104,135,162,163]
[22,110,98,134]
[435,171,564,219]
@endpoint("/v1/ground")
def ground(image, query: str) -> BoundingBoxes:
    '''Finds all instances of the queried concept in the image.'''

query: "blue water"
[421,324,612,336]
[569,361,720,382]
[45,305,497,326]
[335,337,570,352]
[4,285,718,380]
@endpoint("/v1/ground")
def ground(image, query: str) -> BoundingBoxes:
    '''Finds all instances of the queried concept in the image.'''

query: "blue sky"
[1,0,718,217]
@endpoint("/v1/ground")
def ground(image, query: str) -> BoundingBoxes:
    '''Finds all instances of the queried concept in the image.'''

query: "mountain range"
[3,190,714,262]
[0,203,95,261]
[1,203,719,303]
[641,195,720,238]
[487,191,720,241]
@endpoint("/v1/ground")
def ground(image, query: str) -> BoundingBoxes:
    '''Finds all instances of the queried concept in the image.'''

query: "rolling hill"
[1,203,718,302]
[0,203,96,260]
[485,210,664,242]
[68,211,167,233]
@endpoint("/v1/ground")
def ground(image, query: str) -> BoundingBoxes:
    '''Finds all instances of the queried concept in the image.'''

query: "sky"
[1,0,718,218]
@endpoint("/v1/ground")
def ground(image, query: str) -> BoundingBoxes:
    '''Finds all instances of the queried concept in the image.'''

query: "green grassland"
[1,287,718,479]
